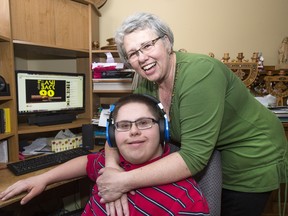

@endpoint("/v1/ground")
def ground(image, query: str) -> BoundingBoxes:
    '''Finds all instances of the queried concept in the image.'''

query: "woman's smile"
[142,62,157,71]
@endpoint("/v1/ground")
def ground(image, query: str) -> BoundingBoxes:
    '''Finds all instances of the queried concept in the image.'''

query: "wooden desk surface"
[0,145,104,208]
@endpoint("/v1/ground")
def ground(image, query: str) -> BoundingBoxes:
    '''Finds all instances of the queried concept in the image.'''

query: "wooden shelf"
[91,49,119,58]
[93,89,133,94]
[0,132,14,140]
[14,41,89,59]
[0,0,18,162]
[18,118,91,135]
[0,96,13,101]
[92,49,118,54]
[0,35,11,42]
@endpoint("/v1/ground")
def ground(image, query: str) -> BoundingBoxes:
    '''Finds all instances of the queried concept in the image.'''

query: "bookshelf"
[91,50,133,141]
[91,50,133,111]
[0,0,18,162]
[0,0,101,162]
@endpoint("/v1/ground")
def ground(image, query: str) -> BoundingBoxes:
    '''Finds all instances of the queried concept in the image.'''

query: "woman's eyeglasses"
[115,117,158,132]
[126,36,164,63]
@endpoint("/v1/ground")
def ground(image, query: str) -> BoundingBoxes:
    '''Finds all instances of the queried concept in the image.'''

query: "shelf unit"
[91,49,133,117]
[91,49,132,142]
[0,0,101,162]
[0,0,18,162]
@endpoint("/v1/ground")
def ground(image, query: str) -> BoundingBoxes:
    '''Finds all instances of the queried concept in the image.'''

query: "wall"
[15,58,77,72]
[98,0,288,66]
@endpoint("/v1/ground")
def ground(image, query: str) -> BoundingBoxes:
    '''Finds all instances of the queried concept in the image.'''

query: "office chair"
[169,144,222,216]
[194,150,222,216]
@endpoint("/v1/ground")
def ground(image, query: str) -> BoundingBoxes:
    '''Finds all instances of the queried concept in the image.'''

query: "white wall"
[15,58,77,72]
[98,0,288,66]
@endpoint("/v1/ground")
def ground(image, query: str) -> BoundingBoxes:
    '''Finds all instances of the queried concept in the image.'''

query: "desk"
[0,166,84,208]
[0,145,103,211]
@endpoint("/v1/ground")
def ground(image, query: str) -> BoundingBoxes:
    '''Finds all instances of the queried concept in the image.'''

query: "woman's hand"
[97,167,131,203]
[0,175,47,205]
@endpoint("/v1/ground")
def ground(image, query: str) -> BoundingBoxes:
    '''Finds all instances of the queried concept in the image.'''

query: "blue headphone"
[106,94,170,148]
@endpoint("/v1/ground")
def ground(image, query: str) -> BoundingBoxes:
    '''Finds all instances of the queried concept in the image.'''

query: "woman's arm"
[104,141,120,168]
[97,151,191,202]
[0,155,88,204]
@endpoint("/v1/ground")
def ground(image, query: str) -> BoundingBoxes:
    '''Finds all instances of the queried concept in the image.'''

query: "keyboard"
[7,148,92,176]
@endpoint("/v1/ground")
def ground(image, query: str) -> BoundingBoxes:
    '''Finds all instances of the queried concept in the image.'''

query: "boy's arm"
[0,155,88,205]
[43,155,88,183]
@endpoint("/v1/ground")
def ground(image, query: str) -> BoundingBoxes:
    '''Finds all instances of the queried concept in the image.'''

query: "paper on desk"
[0,140,8,163]
[255,94,276,107]
[55,129,76,139]
[22,138,48,156]
[106,52,115,63]
[98,108,110,127]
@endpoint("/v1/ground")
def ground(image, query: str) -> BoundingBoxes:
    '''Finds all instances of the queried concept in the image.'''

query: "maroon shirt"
[83,145,209,215]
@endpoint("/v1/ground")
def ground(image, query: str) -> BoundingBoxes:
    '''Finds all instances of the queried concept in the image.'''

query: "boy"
[0,94,209,215]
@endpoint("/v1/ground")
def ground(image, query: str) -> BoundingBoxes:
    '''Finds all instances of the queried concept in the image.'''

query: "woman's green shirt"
[135,51,288,192]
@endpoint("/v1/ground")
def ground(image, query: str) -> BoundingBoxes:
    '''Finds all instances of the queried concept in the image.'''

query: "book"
[0,109,4,133]
[269,106,288,113]
[269,107,288,118]
[3,108,11,133]
[278,117,288,122]
[93,78,133,82]
[275,113,288,117]
[0,140,8,163]
[94,70,134,79]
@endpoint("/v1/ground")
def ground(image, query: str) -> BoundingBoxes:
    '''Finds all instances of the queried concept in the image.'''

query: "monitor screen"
[16,70,85,116]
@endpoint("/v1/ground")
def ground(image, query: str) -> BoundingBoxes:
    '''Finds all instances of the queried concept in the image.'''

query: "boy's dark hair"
[112,94,162,121]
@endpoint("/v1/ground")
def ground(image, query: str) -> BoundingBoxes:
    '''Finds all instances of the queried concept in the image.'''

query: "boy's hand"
[0,175,46,205]
[105,193,130,216]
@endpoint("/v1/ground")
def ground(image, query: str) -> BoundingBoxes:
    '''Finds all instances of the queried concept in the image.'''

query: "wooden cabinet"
[10,0,100,51]
[54,0,90,50]
[0,0,101,162]
[0,0,18,162]
[10,0,55,47]
[0,0,11,39]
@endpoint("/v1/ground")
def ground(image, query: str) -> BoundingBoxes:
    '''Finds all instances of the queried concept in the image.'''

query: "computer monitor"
[16,70,85,126]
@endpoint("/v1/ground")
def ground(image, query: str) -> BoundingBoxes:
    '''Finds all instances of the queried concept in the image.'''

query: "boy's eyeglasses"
[126,35,164,63]
[115,117,158,132]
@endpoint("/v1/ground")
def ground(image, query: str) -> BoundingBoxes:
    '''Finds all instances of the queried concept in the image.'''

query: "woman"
[97,12,288,216]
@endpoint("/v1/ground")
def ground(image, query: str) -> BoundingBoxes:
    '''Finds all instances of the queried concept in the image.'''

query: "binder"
[0,109,4,133]
[3,107,11,133]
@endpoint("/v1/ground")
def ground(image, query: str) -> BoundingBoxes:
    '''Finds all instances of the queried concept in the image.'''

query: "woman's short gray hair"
[115,12,174,66]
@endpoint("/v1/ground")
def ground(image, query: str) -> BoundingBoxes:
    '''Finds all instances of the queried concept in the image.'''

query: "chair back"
[195,150,222,216]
